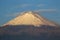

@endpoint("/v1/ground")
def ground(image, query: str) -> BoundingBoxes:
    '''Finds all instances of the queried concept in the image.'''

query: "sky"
[0,0,60,26]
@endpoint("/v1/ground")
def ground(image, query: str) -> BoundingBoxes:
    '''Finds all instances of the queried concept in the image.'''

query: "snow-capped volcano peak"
[3,11,57,27]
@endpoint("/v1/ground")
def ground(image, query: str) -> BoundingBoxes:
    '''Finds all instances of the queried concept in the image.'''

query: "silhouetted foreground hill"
[0,25,60,40]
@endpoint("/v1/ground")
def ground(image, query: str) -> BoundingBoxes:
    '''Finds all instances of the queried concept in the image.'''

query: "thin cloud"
[34,9,57,12]
[6,12,21,17]
[9,4,46,11]
[37,4,45,7]
[10,4,45,9]
[14,4,32,9]
[6,9,57,17]
[20,4,32,7]
[9,4,32,10]
[20,4,45,8]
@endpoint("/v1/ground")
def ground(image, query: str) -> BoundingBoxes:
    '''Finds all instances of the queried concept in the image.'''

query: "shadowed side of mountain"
[0,25,60,40]
[0,25,60,35]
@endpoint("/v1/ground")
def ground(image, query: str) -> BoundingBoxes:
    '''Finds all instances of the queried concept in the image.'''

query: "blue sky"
[0,0,60,26]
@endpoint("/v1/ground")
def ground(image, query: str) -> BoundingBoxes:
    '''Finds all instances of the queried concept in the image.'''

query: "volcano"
[0,11,60,40]
[4,11,57,27]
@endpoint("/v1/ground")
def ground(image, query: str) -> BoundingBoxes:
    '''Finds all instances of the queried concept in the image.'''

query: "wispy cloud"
[6,9,57,17]
[20,4,32,7]
[5,3,58,17]
[6,12,21,17]
[16,4,45,8]
[34,9,57,12]
[10,4,45,9]
[8,4,32,10]
[37,4,45,7]
[13,4,32,9]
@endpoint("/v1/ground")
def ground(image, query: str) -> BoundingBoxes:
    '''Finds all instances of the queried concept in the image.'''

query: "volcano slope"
[0,11,60,40]
[0,25,60,40]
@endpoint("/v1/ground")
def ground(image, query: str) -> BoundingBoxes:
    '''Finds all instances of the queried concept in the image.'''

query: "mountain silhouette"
[3,11,58,26]
[0,11,60,40]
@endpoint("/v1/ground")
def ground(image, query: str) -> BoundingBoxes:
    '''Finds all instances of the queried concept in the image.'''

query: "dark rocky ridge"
[0,25,60,40]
